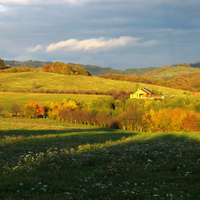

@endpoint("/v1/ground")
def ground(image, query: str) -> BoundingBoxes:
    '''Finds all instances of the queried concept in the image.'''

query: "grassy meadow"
[0,71,189,114]
[0,117,200,200]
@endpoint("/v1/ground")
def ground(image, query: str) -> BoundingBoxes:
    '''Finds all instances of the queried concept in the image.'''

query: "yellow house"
[130,88,154,98]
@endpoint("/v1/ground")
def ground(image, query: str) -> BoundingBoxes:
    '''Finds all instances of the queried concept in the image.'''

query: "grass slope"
[0,72,186,95]
[0,117,200,199]
[142,65,200,80]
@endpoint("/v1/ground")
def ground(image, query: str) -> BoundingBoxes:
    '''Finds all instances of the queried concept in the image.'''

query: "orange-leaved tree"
[23,100,44,118]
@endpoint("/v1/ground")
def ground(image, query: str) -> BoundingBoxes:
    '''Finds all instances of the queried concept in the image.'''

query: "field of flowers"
[1,117,200,200]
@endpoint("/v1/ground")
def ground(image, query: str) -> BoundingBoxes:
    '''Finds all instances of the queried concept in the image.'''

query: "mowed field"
[0,117,200,199]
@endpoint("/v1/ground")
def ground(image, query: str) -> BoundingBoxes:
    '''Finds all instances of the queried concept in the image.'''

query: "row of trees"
[0,67,34,73]
[8,95,200,132]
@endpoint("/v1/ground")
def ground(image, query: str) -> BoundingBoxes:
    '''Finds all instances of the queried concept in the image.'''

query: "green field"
[0,92,109,112]
[0,117,200,199]
[0,72,137,92]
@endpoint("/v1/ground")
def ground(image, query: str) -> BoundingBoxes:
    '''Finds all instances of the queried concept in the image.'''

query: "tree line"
[5,95,200,132]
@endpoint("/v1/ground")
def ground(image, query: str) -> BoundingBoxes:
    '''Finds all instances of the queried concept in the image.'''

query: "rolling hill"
[0,71,187,96]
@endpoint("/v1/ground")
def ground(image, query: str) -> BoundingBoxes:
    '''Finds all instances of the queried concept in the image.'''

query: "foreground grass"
[1,117,200,200]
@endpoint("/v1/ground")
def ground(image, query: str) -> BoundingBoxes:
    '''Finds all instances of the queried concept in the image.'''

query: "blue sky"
[0,0,200,69]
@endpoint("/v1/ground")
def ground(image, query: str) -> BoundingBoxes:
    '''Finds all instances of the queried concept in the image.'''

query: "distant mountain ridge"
[69,63,157,76]
[3,60,53,68]
[3,59,200,76]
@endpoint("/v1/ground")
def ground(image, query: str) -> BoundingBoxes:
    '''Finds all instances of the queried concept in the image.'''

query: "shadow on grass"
[1,130,200,200]
[0,128,138,152]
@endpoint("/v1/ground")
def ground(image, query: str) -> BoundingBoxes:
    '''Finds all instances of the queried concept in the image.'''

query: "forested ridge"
[42,62,92,76]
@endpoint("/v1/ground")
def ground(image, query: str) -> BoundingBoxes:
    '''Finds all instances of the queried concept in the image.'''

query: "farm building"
[130,88,154,98]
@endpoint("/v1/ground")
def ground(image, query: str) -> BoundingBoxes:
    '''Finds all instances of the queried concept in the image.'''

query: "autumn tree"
[23,100,45,118]
[0,59,6,69]
[182,111,200,132]
[120,105,145,131]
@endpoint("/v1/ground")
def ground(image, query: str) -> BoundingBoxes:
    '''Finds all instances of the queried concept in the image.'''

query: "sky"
[0,0,200,69]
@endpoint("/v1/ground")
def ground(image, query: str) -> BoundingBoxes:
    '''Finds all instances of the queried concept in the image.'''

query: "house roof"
[141,87,153,94]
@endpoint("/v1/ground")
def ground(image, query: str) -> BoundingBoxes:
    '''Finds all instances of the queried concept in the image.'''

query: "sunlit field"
[0,72,187,95]
[1,117,200,200]
[0,92,108,112]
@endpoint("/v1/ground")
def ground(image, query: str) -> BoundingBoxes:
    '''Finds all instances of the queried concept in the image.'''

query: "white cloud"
[0,0,29,5]
[0,5,7,12]
[46,36,157,53]
[27,45,42,52]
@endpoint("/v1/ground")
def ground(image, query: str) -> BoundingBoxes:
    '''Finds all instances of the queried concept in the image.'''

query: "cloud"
[0,0,198,6]
[46,36,157,53]
[0,5,7,11]
[0,0,29,5]
[27,45,42,52]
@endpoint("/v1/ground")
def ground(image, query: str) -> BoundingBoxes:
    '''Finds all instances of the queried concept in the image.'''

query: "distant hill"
[3,59,200,77]
[141,63,200,80]
[42,62,92,76]
[190,61,200,68]
[3,60,53,68]
[70,63,157,76]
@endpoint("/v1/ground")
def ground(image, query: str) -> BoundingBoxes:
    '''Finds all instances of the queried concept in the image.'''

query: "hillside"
[0,71,187,95]
[141,63,200,80]
[99,74,194,92]
[167,72,200,92]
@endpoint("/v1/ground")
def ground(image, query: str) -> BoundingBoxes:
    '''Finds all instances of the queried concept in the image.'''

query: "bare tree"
[11,103,23,116]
